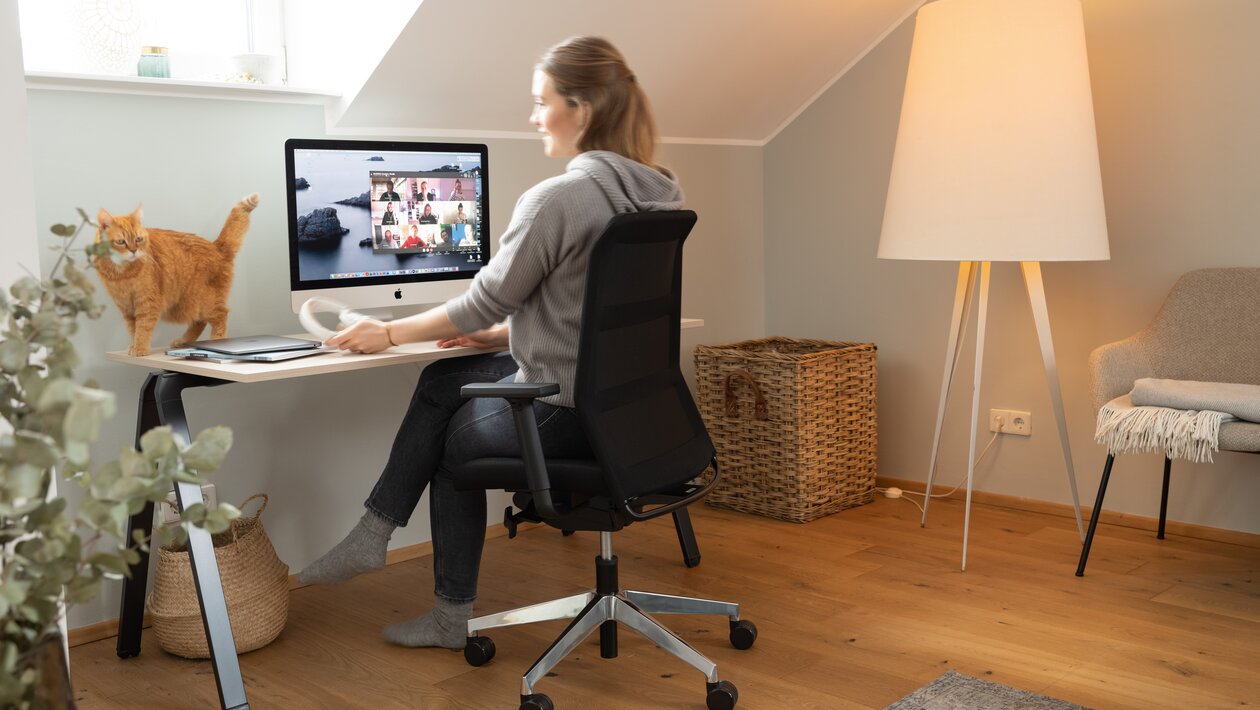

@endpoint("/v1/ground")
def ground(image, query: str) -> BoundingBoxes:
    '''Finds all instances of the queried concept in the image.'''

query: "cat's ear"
[131,204,144,223]
[98,209,114,228]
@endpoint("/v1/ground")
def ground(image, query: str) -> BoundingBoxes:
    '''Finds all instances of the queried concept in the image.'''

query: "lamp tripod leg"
[961,262,991,571]
[923,262,977,527]
[1020,262,1086,541]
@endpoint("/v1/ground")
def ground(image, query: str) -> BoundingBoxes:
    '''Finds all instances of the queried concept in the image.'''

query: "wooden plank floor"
[69,496,1260,709]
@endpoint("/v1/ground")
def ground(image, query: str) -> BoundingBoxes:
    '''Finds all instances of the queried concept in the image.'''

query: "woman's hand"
[436,324,509,350]
[324,319,393,353]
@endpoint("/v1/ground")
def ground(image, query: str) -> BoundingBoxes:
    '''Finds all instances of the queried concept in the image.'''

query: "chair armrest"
[461,382,560,399]
[1089,335,1153,413]
[460,381,563,518]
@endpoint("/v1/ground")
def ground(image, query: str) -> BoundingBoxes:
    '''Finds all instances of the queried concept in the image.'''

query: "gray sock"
[383,597,474,649]
[297,510,394,585]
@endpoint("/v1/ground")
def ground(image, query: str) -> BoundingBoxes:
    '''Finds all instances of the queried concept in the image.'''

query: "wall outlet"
[159,484,217,526]
[989,409,1032,436]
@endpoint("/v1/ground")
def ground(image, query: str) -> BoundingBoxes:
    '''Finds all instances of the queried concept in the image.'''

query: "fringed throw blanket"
[1095,378,1260,463]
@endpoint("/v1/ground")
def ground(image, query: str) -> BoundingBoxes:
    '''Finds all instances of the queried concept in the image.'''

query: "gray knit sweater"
[445,151,685,407]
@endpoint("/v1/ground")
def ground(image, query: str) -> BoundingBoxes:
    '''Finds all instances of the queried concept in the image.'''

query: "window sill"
[24,71,340,105]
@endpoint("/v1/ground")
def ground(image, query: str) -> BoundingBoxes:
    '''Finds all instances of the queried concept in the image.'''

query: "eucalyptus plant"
[0,212,239,707]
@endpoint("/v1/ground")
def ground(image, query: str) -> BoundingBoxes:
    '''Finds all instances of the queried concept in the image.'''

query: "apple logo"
[394,288,402,300]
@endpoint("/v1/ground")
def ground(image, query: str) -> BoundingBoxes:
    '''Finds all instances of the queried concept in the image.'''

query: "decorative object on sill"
[694,337,878,523]
[878,0,1110,570]
[148,494,290,659]
[232,53,282,85]
[76,0,143,74]
[136,46,169,78]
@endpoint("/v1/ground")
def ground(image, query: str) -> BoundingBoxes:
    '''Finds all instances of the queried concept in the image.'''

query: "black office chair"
[454,210,755,710]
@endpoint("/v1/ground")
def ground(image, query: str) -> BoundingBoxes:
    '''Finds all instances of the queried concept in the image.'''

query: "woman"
[448,178,467,201]
[381,201,397,226]
[454,203,469,224]
[301,36,683,650]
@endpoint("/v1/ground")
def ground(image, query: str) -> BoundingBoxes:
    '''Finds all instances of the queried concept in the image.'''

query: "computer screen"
[285,138,489,311]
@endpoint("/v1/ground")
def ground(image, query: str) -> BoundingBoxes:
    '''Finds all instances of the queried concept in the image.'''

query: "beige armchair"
[1077,268,1260,575]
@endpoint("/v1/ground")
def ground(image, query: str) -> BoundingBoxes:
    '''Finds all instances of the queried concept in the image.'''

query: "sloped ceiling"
[330,0,925,144]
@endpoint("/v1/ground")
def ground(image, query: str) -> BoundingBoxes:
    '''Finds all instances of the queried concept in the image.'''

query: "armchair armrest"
[460,381,563,519]
[1089,335,1154,413]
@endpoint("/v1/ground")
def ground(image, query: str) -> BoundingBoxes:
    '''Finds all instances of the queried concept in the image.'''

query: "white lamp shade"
[878,0,1109,262]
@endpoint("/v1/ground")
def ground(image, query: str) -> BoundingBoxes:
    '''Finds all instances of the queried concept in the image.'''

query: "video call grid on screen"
[288,142,488,288]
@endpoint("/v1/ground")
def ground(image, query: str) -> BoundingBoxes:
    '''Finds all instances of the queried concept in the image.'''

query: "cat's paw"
[128,345,151,357]
[239,193,260,211]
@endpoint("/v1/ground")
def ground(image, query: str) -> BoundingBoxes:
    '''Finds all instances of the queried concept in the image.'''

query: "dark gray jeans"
[365,352,592,603]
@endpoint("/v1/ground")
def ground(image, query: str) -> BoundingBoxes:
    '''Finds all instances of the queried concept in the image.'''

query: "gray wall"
[764,0,1260,534]
[23,90,763,628]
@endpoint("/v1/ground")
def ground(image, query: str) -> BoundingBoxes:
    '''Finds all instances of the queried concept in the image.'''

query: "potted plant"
[0,211,239,708]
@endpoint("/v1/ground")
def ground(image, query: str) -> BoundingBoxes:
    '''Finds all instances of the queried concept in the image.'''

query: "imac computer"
[285,138,489,313]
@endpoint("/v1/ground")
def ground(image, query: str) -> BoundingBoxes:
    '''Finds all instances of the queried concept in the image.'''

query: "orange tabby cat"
[95,194,259,356]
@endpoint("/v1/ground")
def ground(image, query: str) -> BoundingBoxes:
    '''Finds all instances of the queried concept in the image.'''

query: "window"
[18,0,287,84]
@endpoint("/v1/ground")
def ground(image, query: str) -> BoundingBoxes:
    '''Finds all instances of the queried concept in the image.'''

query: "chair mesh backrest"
[573,211,714,504]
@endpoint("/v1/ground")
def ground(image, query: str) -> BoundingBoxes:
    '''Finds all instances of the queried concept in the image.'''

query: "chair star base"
[464,532,755,709]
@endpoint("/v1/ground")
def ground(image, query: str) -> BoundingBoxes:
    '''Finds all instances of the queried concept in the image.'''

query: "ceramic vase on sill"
[232,53,282,85]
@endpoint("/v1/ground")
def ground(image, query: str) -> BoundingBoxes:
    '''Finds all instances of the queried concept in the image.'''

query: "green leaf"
[139,427,175,461]
[13,431,58,469]
[34,378,76,414]
[9,276,41,302]
[201,502,241,534]
[181,426,233,472]
[0,579,29,608]
[5,463,44,500]
[30,311,67,347]
[49,223,72,237]
[0,338,27,373]
[76,207,91,222]
[62,386,116,444]
[87,552,131,578]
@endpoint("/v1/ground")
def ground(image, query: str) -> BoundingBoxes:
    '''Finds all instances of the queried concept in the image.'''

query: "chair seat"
[1220,421,1260,452]
[455,458,611,495]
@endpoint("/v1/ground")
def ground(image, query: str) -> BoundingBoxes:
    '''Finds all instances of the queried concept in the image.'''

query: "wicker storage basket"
[694,337,877,523]
[148,494,289,659]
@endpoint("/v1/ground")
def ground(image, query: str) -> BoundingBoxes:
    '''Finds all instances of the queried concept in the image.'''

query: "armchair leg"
[1158,456,1172,540]
[672,508,702,568]
[1076,454,1115,577]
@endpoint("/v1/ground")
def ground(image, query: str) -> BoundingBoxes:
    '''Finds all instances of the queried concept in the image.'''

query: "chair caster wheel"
[706,680,739,710]
[520,692,554,710]
[464,635,495,666]
[729,619,757,650]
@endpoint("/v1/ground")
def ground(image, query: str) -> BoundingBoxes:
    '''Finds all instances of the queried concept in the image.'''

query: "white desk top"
[105,319,704,384]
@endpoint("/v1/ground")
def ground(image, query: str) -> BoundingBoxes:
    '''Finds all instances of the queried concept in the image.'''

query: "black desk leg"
[116,372,250,710]
[117,375,161,658]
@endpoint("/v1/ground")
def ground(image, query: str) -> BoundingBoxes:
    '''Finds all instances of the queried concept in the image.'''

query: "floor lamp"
[877,0,1110,570]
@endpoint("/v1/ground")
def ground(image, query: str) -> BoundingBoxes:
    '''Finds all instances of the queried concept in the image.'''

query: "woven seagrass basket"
[148,494,289,659]
[694,337,877,523]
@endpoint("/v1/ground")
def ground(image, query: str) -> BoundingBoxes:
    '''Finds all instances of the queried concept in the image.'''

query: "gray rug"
[885,670,1090,710]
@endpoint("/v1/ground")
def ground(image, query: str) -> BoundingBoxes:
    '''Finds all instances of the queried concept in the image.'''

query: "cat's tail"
[215,193,260,259]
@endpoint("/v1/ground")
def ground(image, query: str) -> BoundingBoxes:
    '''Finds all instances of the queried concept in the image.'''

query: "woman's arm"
[324,304,462,353]
[436,323,509,350]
